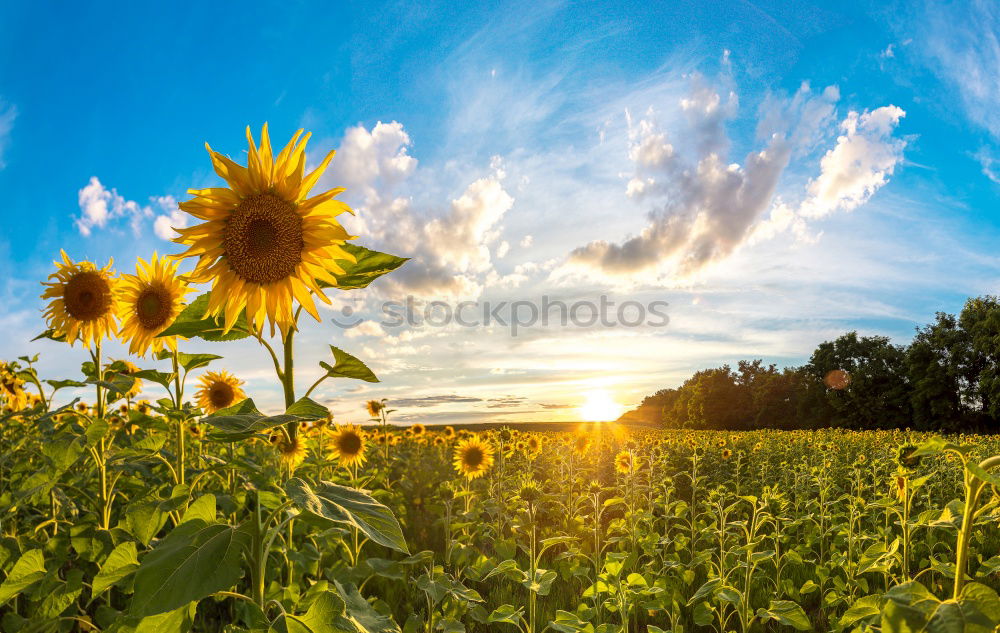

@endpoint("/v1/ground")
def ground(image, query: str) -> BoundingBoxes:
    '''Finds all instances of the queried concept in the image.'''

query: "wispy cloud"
[75,177,184,239]
[0,100,16,170]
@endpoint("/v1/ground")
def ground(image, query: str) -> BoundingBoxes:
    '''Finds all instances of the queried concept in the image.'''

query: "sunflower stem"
[172,349,186,486]
[281,326,296,438]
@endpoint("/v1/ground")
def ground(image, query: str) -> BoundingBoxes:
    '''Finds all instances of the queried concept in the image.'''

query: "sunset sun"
[579,389,624,422]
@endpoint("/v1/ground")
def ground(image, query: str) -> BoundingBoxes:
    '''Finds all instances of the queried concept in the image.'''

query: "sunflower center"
[464,447,484,467]
[63,271,112,321]
[209,383,235,409]
[338,432,362,455]
[135,286,173,330]
[224,193,304,285]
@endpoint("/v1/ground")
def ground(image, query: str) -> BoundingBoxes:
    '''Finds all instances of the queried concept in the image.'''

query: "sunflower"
[614,450,633,475]
[107,360,143,399]
[721,449,733,460]
[410,423,426,437]
[328,424,367,468]
[195,370,247,414]
[366,399,384,417]
[442,425,456,439]
[174,124,357,334]
[453,436,495,480]
[278,435,308,469]
[526,435,543,455]
[572,434,592,457]
[118,253,191,356]
[0,362,28,411]
[188,423,204,439]
[41,251,118,347]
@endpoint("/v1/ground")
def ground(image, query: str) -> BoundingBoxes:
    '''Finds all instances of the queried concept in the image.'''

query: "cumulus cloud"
[568,77,793,277]
[0,101,16,169]
[75,179,188,240]
[152,195,188,240]
[565,77,906,280]
[322,121,514,299]
[799,106,907,218]
[76,177,152,237]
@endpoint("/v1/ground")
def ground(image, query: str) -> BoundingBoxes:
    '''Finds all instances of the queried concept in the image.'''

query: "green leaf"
[109,601,198,633]
[130,519,250,617]
[759,600,811,630]
[319,244,408,290]
[181,494,217,525]
[269,590,347,633]
[333,579,401,633]
[840,595,881,628]
[285,478,408,553]
[156,293,250,341]
[176,353,223,373]
[320,346,379,383]
[32,329,66,343]
[284,397,330,420]
[132,369,176,391]
[487,604,524,626]
[92,542,140,596]
[0,549,46,605]
[201,398,328,441]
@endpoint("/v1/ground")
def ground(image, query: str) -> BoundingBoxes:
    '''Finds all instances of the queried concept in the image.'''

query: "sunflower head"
[41,251,119,348]
[721,448,733,460]
[174,124,358,334]
[329,424,367,468]
[366,399,384,417]
[443,425,456,439]
[410,423,426,437]
[278,435,308,469]
[118,253,191,356]
[614,450,633,475]
[572,433,592,456]
[195,370,247,414]
[0,362,28,411]
[453,436,495,480]
[526,435,543,455]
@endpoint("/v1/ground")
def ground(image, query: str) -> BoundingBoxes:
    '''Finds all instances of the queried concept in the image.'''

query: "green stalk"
[172,350,186,486]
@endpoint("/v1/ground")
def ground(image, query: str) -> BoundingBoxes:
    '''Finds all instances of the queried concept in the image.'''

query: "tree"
[804,332,911,429]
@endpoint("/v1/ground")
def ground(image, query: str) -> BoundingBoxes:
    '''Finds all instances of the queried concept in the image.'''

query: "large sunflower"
[174,124,357,333]
[195,370,247,414]
[453,436,495,480]
[328,424,367,468]
[41,251,118,348]
[118,253,191,356]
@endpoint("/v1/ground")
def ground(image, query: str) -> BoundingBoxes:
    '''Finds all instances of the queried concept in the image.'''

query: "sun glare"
[579,389,624,422]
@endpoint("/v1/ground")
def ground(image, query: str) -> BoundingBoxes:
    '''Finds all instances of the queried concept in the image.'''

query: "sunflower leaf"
[319,244,408,291]
[201,398,327,442]
[176,353,223,373]
[285,478,408,553]
[156,293,251,342]
[321,346,379,383]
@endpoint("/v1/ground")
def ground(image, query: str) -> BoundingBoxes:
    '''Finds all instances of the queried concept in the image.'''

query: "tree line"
[637,296,1000,432]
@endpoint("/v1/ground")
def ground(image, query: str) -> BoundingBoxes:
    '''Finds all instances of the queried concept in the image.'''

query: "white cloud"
[567,77,793,278]
[322,121,514,299]
[800,105,906,218]
[563,76,906,282]
[496,240,510,258]
[76,177,152,237]
[0,101,16,169]
[75,179,187,240]
[520,235,534,248]
[151,195,188,240]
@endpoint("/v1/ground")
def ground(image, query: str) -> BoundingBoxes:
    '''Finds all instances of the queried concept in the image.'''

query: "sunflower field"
[3,126,1000,633]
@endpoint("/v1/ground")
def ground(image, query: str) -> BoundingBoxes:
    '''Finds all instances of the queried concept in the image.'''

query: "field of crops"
[4,388,1000,633]
[4,125,1000,633]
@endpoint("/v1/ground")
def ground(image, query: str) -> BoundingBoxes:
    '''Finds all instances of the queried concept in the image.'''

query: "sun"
[579,389,624,422]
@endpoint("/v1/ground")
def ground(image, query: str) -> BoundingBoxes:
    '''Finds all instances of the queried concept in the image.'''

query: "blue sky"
[1,0,999,424]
